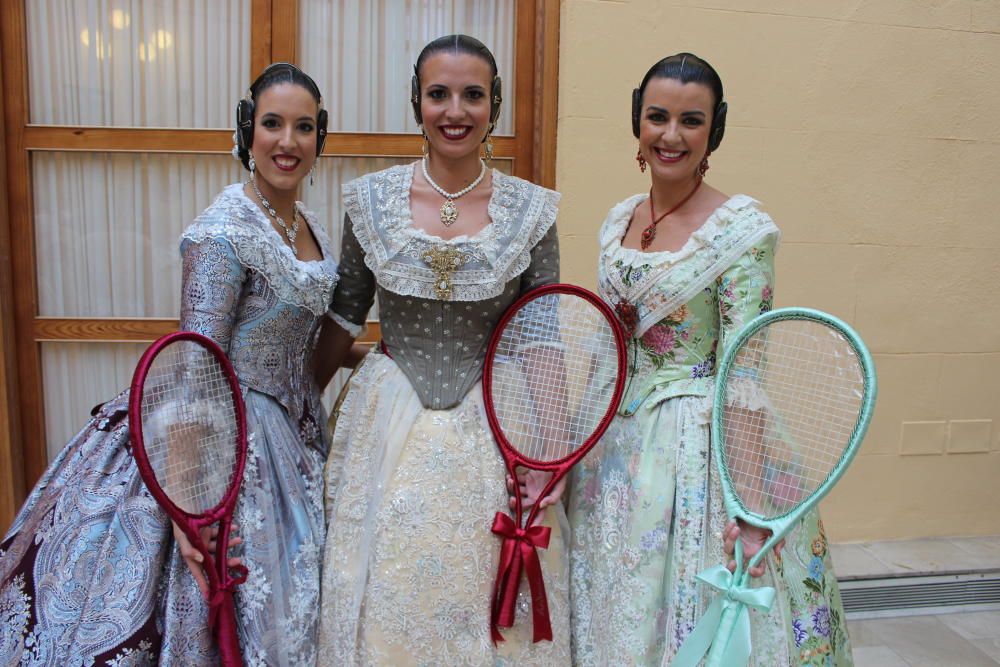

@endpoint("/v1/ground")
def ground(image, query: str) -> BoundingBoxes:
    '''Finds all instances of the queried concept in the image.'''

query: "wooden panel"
[34,318,178,343]
[250,0,273,77]
[34,317,383,345]
[23,126,517,158]
[512,0,538,181]
[533,0,561,189]
[1,0,45,501]
[0,7,24,532]
[270,0,298,64]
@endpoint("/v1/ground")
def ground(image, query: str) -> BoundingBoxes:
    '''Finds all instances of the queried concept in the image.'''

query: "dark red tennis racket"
[129,331,249,666]
[483,283,627,643]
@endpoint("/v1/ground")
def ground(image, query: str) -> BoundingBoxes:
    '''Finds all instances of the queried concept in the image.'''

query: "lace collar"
[600,193,761,268]
[598,193,779,338]
[342,162,559,301]
[181,183,339,317]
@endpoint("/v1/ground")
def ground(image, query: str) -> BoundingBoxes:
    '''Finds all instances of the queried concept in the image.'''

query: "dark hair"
[631,52,727,151]
[415,34,498,80]
[411,34,502,128]
[234,63,328,172]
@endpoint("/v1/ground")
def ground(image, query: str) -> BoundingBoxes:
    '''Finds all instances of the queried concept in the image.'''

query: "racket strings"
[721,320,865,516]
[140,341,239,514]
[490,293,621,462]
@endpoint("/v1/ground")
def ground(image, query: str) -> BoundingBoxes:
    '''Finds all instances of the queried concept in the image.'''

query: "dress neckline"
[401,161,499,245]
[610,193,755,266]
[232,183,329,266]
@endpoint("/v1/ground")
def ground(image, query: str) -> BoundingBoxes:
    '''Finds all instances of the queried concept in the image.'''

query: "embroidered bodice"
[598,194,780,412]
[180,183,339,429]
[330,162,560,409]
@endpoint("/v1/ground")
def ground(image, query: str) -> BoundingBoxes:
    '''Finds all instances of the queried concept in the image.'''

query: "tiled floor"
[850,611,1000,666]
[831,536,1000,578]
[832,536,1000,666]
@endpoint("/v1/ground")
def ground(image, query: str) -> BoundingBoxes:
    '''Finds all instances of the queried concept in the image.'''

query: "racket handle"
[704,538,751,667]
[704,598,740,667]
[215,591,244,667]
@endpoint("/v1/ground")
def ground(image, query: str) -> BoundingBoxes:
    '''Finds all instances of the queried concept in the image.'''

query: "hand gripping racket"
[673,308,877,667]
[483,284,627,643]
[129,331,249,666]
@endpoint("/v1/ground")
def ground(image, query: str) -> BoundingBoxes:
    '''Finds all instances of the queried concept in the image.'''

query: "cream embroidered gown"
[318,163,572,666]
[567,194,853,667]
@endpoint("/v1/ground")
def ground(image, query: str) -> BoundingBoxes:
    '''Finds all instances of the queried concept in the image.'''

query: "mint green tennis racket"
[673,307,877,667]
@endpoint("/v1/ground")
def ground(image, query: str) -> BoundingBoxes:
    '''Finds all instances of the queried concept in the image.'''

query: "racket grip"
[215,591,244,667]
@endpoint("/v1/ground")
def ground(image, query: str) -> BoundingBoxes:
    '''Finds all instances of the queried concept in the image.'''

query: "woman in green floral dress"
[566,53,853,666]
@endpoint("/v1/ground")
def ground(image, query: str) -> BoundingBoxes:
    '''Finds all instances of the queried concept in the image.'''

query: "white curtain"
[299,0,516,134]
[27,0,251,127]
[33,153,241,317]
[31,1,519,460]
[41,343,147,459]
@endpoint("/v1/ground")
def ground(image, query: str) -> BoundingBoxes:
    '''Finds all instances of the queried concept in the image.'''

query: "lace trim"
[724,376,775,412]
[342,163,559,301]
[181,184,339,317]
[327,310,366,338]
[598,194,779,338]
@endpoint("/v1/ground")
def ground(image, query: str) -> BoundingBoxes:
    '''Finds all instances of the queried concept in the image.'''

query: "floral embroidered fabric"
[320,163,569,665]
[568,194,853,666]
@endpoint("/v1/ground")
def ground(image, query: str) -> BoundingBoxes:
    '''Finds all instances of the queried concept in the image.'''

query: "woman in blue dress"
[0,63,339,666]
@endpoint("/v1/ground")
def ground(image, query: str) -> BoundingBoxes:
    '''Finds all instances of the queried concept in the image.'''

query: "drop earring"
[698,152,710,178]
[636,149,647,173]
[484,128,495,162]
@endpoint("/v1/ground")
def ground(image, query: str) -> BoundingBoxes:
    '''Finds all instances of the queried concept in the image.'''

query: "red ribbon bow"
[490,511,553,644]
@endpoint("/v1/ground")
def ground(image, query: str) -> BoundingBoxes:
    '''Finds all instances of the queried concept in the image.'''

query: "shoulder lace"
[342,164,559,301]
[181,183,339,316]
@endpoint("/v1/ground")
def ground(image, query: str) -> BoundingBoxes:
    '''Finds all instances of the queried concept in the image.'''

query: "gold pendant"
[423,246,468,299]
[439,199,458,226]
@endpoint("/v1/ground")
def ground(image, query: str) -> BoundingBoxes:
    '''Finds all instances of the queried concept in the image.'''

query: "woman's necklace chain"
[639,177,704,250]
[250,176,300,255]
[421,157,487,227]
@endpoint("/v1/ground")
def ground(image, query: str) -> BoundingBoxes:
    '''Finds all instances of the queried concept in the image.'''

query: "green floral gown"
[567,194,852,666]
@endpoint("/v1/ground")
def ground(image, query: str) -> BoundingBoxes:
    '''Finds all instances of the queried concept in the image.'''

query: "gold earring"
[420,125,429,157]
[484,129,495,162]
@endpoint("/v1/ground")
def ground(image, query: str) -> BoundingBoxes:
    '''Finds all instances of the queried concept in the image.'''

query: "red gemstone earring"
[698,153,711,177]
[636,149,647,173]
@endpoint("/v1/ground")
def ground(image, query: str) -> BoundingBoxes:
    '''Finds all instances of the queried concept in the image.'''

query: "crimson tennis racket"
[129,331,249,666]
[484,284,627,643]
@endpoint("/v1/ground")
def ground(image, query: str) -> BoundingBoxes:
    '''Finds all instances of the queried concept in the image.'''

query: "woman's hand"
[506,468,565,525]
[172,522,244,598]
[722,519,784,579]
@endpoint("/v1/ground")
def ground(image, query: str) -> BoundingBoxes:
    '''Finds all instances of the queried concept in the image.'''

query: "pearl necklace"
[421,157,487,226]
[250,177,300,255]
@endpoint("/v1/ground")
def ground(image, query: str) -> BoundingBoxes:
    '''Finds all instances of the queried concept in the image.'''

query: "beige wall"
[556,0,1000,542]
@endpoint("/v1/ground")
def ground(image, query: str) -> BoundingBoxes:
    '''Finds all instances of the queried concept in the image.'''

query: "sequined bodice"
[180,184,339,426]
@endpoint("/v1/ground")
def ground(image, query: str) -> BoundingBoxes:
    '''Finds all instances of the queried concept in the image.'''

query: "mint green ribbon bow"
[671,565,776,667]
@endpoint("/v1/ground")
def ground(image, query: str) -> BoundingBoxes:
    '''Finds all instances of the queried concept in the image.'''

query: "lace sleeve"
[179,236,247,353]
[329,214,376,337]
[519,223,560,294]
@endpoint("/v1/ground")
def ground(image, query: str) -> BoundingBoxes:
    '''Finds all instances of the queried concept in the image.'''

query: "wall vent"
[840,571,1000,619]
